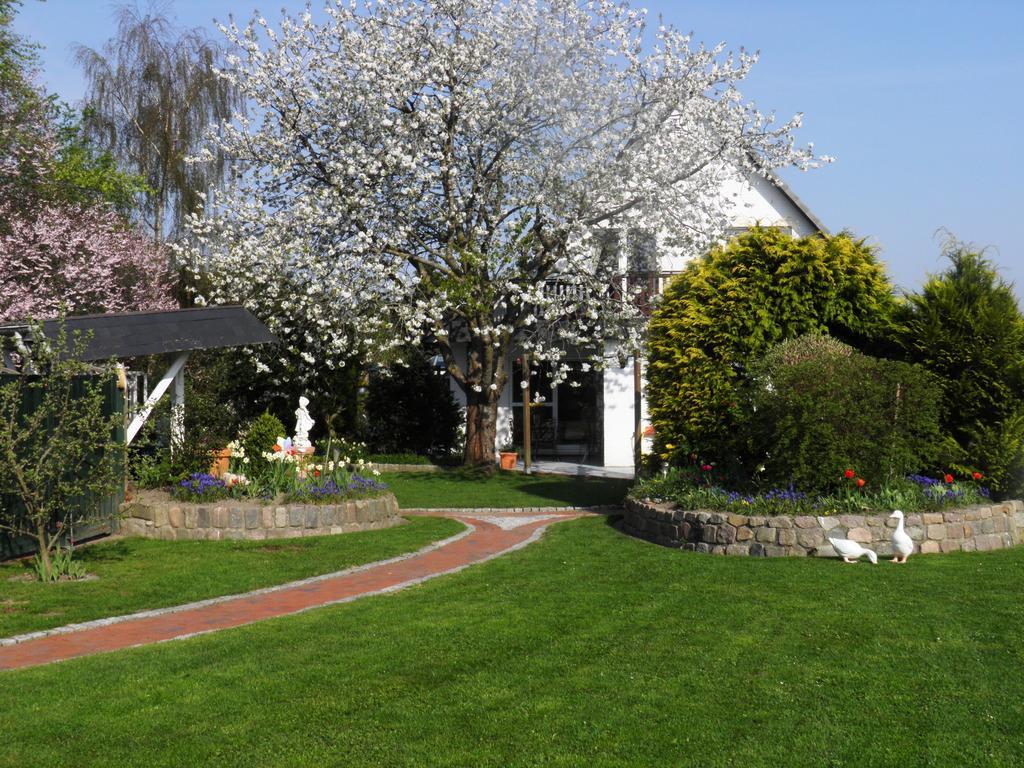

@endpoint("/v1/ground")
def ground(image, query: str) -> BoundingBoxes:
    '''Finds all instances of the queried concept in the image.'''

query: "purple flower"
[347,474,388,493]
[178,473,227,497]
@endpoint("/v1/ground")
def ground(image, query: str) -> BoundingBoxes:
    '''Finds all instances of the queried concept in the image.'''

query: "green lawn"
[382,468,632,508]
[3,515,1023,766]
[0,516,463,638]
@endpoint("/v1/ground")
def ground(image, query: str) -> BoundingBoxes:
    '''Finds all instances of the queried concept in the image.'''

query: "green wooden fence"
[0,374,125,560]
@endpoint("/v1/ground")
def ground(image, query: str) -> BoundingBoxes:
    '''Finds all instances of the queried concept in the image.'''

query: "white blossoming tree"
[182,0,828,465]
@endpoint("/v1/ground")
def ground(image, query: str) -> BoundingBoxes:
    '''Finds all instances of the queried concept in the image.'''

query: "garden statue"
[889,510,914,563]
[293,396,314,451]
[827,536,878,564]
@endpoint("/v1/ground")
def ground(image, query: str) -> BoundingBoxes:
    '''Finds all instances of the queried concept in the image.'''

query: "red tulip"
[972,471,983,480]
[856,478,865,488]
[701,464,713,471]
[944,473,954,484]
[844,469,855,480]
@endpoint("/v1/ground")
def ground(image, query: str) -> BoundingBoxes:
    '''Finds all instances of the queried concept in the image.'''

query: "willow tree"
[74,5,241,243]
[182,0,827,465]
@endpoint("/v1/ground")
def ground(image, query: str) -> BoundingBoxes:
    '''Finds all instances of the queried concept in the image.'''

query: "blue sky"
[14,0,1024,298]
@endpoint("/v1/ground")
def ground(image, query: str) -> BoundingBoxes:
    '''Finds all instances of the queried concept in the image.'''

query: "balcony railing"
[541,272,683,314]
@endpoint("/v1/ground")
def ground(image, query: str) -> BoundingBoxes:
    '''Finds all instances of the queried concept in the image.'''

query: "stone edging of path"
[0,522,475,649]
[0,508,597,669]
[403,504,621,514]
[141,517,557,649]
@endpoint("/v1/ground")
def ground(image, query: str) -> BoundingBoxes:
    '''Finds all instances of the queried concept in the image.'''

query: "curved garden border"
[623,497,1024,557]
[365,463,444,473]
[120,492,402,541]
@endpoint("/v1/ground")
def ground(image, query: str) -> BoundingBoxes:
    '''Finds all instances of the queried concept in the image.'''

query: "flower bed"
[172,436,388,505]
[631,470,992,517]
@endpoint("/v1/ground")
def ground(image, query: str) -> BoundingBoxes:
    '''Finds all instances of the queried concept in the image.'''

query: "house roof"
[765,169,830,236]
[0,306,277,361]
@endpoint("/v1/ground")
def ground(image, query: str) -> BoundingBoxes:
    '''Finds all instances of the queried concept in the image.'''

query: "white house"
[449,170,826,473]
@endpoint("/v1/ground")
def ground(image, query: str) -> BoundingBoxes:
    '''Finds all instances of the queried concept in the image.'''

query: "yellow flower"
[665,443,675,450]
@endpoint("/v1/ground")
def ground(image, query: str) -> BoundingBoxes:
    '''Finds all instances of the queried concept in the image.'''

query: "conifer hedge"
[646,227,896,464]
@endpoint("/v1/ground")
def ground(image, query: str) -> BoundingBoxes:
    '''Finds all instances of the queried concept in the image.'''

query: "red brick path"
[0,512,581,672]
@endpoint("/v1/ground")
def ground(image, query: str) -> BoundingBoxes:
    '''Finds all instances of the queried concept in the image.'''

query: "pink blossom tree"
[1,1,176,322]
[0,199,176,322]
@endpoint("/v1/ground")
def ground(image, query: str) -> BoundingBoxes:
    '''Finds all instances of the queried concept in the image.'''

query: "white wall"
[718,172,820,237]
[602,347,637,468]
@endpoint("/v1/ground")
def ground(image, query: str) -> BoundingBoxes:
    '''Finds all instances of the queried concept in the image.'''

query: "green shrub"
[322,436,368,463]
[954,409,1024,499]
[743,340,943,493]
[895,243,1024,496]
[647,227,897,462]
[758,332,856,368]
[362,351,462,456]
[242,410,286,473]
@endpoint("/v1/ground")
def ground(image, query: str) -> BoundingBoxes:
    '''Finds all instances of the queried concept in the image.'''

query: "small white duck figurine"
[828,536,878,564]
[889,510,914,563]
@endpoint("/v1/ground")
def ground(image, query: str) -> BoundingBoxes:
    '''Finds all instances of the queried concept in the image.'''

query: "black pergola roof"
[0,306,277,361]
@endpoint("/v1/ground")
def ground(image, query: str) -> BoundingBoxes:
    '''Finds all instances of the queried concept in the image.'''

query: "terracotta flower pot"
[499,451,518,470]
[210,448,232,478]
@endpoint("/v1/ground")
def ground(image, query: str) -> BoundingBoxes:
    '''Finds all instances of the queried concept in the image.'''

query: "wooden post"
[633,356,642,475]
[126,351,190,446]
[171,361,186,455]
[523,352,532,474]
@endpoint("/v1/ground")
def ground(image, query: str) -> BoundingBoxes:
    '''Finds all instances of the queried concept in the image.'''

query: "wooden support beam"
[171,360,185,453]
[633,356,642,474]
[126,352,190,445]
[523,352,531,474]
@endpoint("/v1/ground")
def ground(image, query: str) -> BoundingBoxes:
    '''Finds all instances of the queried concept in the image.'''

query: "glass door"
[511,357,554,454]
[511,358,602,463]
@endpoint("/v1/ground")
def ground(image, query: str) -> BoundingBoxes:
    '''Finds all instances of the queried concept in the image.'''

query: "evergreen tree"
[896,242,1024,494]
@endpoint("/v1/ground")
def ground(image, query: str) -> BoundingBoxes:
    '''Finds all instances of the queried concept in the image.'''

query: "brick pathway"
[0,510,585,672]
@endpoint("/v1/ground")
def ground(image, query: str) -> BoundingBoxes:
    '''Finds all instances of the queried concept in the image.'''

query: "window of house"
[595,228,621,274]
[627,227,657,274]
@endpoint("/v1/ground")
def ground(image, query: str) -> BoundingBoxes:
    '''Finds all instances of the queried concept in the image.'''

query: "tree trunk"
[34,520,52,581]
[464,389,500,466]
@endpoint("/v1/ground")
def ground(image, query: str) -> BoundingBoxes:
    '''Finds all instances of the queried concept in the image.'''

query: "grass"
[0,516,463,638]
[2,515,1023,766]
[382,468,632,509]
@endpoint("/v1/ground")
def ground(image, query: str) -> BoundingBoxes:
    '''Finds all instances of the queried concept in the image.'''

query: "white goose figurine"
[889,510,914,563]
[828,536,878,564]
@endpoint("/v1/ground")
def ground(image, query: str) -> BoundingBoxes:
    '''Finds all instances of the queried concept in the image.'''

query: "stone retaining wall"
[120,493,402,541]
[622,497,1024,557]
[366,463,443,473]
